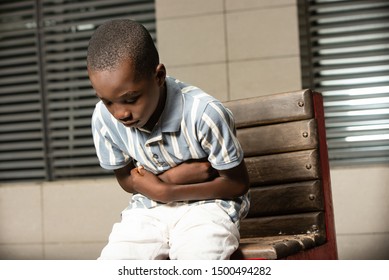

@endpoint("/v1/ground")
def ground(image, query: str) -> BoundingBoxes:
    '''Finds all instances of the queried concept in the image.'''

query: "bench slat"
[247,180,324,217]
[240,212,326,241]
[237,119,318,157]
[245,149,320,186]
[232,234,317,260]
[225,89,313,128]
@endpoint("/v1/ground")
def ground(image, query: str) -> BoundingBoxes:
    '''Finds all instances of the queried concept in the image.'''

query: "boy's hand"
[158,158,218,185]
[130,166,170,203]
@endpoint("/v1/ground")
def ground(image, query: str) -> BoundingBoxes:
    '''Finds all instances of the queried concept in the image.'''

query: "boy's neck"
[142,82,167,132]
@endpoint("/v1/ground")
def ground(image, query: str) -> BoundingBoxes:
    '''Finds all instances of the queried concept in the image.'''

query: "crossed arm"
[114,159,249,203]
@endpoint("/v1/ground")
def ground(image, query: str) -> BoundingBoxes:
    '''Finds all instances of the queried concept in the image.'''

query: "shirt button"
[153,154,159,159]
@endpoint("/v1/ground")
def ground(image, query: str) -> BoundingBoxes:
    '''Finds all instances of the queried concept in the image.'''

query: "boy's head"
[87,19,166,130]
[87,19,158,80]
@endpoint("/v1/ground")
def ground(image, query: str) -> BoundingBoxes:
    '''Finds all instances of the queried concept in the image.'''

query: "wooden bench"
[224,89,338,260]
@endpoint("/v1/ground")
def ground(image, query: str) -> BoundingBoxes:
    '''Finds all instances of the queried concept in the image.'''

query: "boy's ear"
[155,63,166,87]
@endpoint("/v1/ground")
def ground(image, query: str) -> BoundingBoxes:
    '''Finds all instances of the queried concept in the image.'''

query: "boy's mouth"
[122,120,139,127]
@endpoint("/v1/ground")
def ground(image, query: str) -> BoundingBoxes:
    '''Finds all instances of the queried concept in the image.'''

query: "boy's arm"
[158,158,218,184]
[114,159,218,194]
[114,162,137,193]
[131,160,249,203]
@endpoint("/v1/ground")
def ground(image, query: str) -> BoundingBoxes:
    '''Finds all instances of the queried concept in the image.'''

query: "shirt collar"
[159,76,183,133]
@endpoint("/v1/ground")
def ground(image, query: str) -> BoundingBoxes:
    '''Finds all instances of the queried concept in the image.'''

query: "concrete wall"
[156,0,301,102]
[0,0,388,259]
[331,165,389,259]
[0,178,129,259]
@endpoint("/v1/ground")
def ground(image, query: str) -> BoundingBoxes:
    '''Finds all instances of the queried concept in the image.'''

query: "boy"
[87,19,250,260]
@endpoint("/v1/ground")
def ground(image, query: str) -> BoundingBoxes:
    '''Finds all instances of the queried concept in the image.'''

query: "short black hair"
[87,19,159,79]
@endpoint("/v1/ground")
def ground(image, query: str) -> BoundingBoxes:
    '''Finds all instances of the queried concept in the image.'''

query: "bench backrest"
[224,89,338,259]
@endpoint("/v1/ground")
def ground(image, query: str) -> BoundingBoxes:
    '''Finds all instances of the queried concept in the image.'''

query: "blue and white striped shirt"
[92,77,250,225]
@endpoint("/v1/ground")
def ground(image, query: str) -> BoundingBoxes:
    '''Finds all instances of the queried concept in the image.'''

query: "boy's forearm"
[114,160,249,204]
[115,161,211,194]
[152,161,250,203]
[114,162,136,193]
[162,176,248,202]
[157,158,217,185]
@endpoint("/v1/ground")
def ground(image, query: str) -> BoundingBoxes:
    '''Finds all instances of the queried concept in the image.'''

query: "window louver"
[0,0,156,182]
[0,0,47,181]
[299,0,389,166]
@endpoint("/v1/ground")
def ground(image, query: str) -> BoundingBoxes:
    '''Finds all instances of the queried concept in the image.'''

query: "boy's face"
[88,60,166,130]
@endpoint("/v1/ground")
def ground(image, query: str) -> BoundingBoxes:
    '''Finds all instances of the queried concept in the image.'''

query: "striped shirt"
[91,77,250,226]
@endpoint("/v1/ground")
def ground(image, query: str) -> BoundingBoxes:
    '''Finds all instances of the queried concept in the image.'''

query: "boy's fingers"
[137,165,144,176]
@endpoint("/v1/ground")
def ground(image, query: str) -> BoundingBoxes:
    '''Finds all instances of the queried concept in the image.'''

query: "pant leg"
[169,203,240,260]
[98,208,169,260]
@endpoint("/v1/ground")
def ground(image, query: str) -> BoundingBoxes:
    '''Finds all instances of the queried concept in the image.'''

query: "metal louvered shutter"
[0,0,156,182]
[0,1,47,181]
[41,0,156,180]
[298,0,389,166]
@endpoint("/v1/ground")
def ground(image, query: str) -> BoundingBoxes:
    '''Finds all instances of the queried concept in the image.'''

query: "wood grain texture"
[232,234,317,260]
[247,180,324,217]
[225,89,314,128]
[245,149,320,186]
[239,212,325,240]
[237,119,318,157]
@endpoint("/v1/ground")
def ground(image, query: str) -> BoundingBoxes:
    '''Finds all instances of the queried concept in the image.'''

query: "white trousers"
[98,202,240,260]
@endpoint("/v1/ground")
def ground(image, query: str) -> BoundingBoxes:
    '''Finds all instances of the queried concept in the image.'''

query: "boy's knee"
[169,205,240,260]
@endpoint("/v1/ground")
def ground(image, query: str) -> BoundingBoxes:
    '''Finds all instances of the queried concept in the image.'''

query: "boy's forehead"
[89,60,154,99]
[88,57,136,75]
[89,59,136,81]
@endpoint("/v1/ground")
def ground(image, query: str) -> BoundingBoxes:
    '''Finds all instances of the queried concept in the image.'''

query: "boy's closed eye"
[122,92,141,104]
[95,92,140,105]
[123,96,139,104]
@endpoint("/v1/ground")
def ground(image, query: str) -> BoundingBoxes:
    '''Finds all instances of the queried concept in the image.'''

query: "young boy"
[87,19,250,260]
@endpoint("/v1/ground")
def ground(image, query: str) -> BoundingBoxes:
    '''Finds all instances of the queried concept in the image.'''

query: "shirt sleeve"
[91,102,131,170]
[197,101,244,170]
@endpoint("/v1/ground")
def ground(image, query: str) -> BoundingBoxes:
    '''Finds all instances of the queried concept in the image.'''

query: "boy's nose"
[114,105,132,121]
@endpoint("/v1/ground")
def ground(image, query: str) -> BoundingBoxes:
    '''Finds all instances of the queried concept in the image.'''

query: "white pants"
[98,202,240,260]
